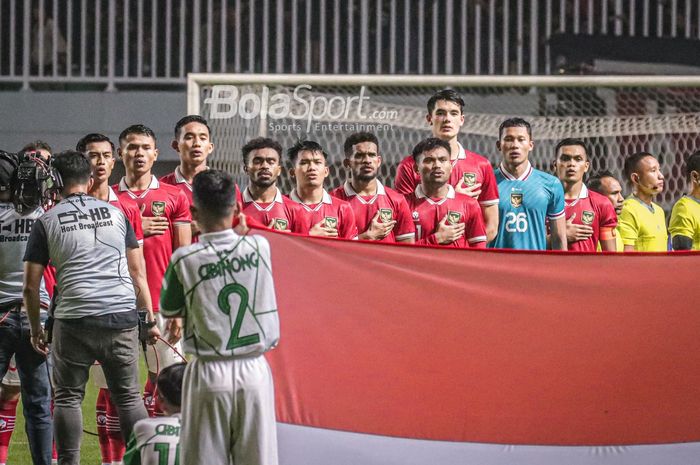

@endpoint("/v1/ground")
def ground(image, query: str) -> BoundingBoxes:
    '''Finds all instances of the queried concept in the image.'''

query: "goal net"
[188,75,700,212]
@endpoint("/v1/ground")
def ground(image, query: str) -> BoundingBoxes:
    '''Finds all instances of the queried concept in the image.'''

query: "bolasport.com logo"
[204,85,397,132]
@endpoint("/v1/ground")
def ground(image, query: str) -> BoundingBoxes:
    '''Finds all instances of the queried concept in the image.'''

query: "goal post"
[187,74,700,211]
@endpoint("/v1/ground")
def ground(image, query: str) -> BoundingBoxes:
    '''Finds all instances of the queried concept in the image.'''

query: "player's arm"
[393,196,416,243]
[481,204,499,242]
[121,430,142,465]
[160,261,186,319]
[22,219,49,354]
[124,220,160,344]
[669,201,695,250]
[547,181,567,250]
[173,190,193,249]
[548,216,567,251]
[671,235,693,250]
[617,205,639,252]
[598,228,617,252]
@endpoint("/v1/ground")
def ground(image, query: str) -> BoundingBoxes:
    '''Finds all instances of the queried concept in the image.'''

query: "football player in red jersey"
[287,140,358,240]
[115,124,189,417]
[405,138,487,248]
[330,132,414,243]
[553,138,617,252]
[393,89,499,241]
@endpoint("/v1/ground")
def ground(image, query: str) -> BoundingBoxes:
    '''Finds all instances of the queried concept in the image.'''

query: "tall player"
[161,170,280,465]
[618,152,668,252]
[330,132,414,243]
[115,124,190,416]
[393,89,499,240]
[552,138,617,252]
[240,137,306,232]
[669,151,700,250]
[405,138,486,248]
[491,118,567,250]
[588,171,625,251]
[288,140,358,240]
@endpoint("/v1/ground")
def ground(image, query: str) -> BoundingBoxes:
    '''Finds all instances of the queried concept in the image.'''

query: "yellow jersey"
[669,195,700,250]
[618,196,668,252]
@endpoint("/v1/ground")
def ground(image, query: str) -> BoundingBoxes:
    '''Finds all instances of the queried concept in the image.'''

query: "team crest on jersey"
[272,218,288,230]
[510,193,523,208]
[151,201,166,217]
[463,172,477,187]
[324,216,338,229]
[581,210,595,225]
[379,208,393,222]
[447,210,462,225]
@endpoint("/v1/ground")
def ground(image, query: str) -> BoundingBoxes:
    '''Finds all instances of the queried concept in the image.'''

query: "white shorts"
[2,357,20,387]
[181,355,277,465]
[144,313,186,373]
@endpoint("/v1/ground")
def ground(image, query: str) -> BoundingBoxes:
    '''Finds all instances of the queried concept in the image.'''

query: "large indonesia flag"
[257,230,700,465]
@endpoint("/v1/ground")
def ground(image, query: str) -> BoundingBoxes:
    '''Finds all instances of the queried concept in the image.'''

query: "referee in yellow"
[669,152,700,250]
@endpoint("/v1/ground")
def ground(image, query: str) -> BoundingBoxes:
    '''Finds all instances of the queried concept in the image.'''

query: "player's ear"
[426,113,433,125]
[496,140,501,151]
[153,148,159,160]
[117,147,123,160]
[342,158,351,169]
[170,140,179,152]
[584,160,590,173]
[631,172,639,185]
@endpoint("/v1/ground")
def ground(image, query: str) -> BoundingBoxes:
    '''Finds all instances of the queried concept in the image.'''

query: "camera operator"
[22,150,160,465]
[0,151,52,465]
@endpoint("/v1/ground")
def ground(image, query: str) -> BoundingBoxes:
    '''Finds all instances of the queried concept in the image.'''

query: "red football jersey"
[108,187,144,243]
[394,143,499,207]
[289,189,358,240]
[241,187,307,233]
[114,176,191,311]
[405,185,487,248]
[159,167,193,205]
[564,184,618,252]
[330,181,415,243]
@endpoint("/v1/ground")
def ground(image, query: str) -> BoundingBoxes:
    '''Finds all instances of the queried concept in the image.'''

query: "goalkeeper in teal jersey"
[490,118,567,250]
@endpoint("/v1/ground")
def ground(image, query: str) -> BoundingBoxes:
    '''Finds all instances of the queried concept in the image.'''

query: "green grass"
[9,357,148,465]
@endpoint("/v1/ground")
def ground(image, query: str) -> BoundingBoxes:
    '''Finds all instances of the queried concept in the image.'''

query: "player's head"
[343,132,381,183]
[623,152,664,197]
[156,363,186,415]
[242,137,284,189]
[412,138,452,189]
[588,170,624,215]
[20,140,52,162]
[192,169,238,231]
[171,115,214,167]
[426,89,465,141]
[288,140,329,189]
[0,151,18,201]
[496,118,533,167]
[52,150,92,193]
[684,151,700,192]
[118,124,158,177]
[77,133,115,185]
[553,138,590,184]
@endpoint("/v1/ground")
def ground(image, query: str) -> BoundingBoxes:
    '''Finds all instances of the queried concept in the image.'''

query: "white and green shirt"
[123,415,181,465]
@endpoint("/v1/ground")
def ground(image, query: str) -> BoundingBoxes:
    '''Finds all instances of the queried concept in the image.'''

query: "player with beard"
[330,132,414,243]
[588,171,625,251]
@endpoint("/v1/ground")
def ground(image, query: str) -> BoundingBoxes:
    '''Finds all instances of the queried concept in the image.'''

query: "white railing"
[1,0,699,90]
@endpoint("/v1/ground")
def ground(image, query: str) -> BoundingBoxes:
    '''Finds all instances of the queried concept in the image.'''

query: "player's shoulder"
[383,185,406,201]
[159,172,177,185]
[328,185,346,200]
[464,149,493,167]
[672,195,698,212]
[398,154,416,168]
[453,192,481,209]
[588,189,613,210]
[158,180,186,197]
[530,168,560,186]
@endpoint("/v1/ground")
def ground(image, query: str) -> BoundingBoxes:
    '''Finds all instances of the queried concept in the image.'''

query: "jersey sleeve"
[547,179,566,219]
[465,200,487,247]
[339,203,359,240]
[160,258,186,317]
[597,196,618,229]
[122,431,142,465]
[392,194,416,241]
[617,204,640,246]
[669,199,696,239]
[393,156,419,196]
[478,161,500,206]
[125,219,139,249]
[23,219,50,266]
[172,190,192,225]
[124,203,144,243]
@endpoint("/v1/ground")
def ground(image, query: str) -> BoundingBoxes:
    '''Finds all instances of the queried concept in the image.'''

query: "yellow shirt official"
[618,196,668,252]
[669,195,700,250]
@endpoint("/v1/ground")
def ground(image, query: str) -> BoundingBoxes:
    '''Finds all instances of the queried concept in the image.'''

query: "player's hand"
[140,205,169,236]
[455,181,482,199]
[30,328,50,356]
[267,219,291,233]
[566,214,593,242]
[360,211,396,240]
[309,220,339,237]
[434,214,466,244]
[233,210,250,235]
[164,318,182,344]
[146,323,161,346]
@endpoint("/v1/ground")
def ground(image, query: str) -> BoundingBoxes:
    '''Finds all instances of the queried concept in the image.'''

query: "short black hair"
[118,124,157,146]
[498,117,532,140]
[684,151,700,180]
[554,138,589,159]
[241,137,283,165]
[192,169,237,217]
[156,363,186,408]
[76,133,115,154]
[21,140,52,155]
[623,152,655,181]
[287,140,328,164]
[587,170,618,194]
[343,132,379,158]
[174,115,211,139]
[52,150,92,187]
[427,89,465,115]
[411,137,451,163]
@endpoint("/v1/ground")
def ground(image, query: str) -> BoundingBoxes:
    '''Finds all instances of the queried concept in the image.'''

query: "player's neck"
[199,216,234,234]
[351,178,377,196]
[690,185,700,200]
[125,171,152,191]
[563,180,584,200]
[178,162,207,183]
[633,189,654,205]
[422,182,449,199]
[248,183,278,203]
[63,184,89,197]
[89,181,110,201]
[295,185,324,204]
[503,160,530,179]
[448,138,461,161]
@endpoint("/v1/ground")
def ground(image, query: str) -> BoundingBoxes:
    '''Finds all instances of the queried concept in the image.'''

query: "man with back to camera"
[23,150,160,465]
[331,132,415,243]
[490,118,567,251]
[405,138,487,248]
[393,89,500,241]
[669,152,700,250]
[617,152,668,252]
[552,138,617,252]
[588,170,625,252]
[0,151,52,465]
[161,170,280,465]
